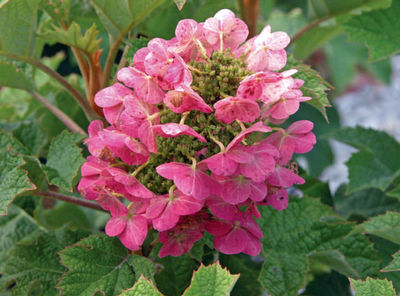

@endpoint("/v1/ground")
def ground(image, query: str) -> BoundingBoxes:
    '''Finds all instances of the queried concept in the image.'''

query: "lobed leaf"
[118,276,162,296]
[360,212,400,245]
[285,56,331,121]
[0,228,87,296]
[382,251,400,272]
[331,126,400,193]
[57,234,156,296]
[342,0,400,61]
[258,197,380,296]
[307,0,392,21]
[43,130,85,192]
[183,262,238,296]
[0,0,40,57]
[0,61,35,92]
[0,205,42,269]
[40,23,102,54]
[350,278,396,296]
[90,0,165,38]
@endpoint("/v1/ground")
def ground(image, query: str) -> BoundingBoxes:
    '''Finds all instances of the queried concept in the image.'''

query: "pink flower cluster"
[78,9,316,257]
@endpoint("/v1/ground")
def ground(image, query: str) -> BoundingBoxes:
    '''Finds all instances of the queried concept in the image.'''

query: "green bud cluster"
[136,50,252,194]
[190,49,250,105]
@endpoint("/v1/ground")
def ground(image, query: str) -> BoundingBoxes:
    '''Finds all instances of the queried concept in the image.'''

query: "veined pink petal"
[227,121,272,150]
[117,67,164,104]
[164,86,212,113]
[105,217,126,237]
[214,97,260,124]
[213,227,248,254]
[153,123,206,142]
[267,166,305,187]
[119,215,148,250]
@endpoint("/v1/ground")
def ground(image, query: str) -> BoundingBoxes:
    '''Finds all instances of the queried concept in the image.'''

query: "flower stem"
[31,91,87,136]
[36,191,106,212]
[290,17,328,45]
[0,52,98,121]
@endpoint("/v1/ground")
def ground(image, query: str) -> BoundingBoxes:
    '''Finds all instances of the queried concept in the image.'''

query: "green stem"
[290,17,328,45]
[37,191,106,212]
[31,91,87,136]
[0,52,98,121]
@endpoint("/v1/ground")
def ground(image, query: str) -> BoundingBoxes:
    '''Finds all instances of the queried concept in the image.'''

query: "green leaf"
[183,262,238,296]
[40,23,102,54]
[331,126,400,193]
[219,254,264,296]
[0,151,36,216]
[350,278,396,296]
[0,61,35,91]
[383,251,400,272]
[154,255,199,296]
[258,197,380,296]
[118,276,162,296]
[174,0,186,10]
[294,25,342,60]
[12,120,47,156]
[360,212,400,245]
[43,130,85,191]
[265,8,306,37]
[57,234,156,296]
[333,186,400,220]
[285,56,331,121]
[342,0,400,61]
[307,0,392,21]
[388,184,400,200]
[90,0,165,38]
[0,0,40,57]
[0,205,41,269]
[33,203,92,231]
[0,129,30,155]
[0,228,87,296]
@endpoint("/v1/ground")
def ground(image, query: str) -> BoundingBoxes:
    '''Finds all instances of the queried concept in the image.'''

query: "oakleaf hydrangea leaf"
[333,186,400,219]
[91,0,165,38]
[0,0,40,57]
[382,251,400,272]
[183,262,239,296]
[360,212,400,245]
[285,56,331,121]
[258,197,380,296]
[331,126,400,193]
[57,234,156,296]
[0,129,30,155]
[350,278,396,296]
[40,23,102,54]
[0,205,42,269]
[0,228,87,296]
[0,61,36,91]
[343,0,400,61]
[43,130,85,191]
[0,151,36,215]
[118,276,162,296]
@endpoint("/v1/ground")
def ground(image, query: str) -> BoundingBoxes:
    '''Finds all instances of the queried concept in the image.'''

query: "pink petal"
[117,67,164,104]
[214,97,260,124]
[94,83,132,108]
[119,215,148,250]
[153,123,206,142]
[267,166,305,187]
[164,87,212,113]
[266,188,288,211]
[170,191,204,215]
[227,121,271,150]
[213,227,248,254]
[105,217,126,237]
[206,196,239,220]
[202,153,238,176]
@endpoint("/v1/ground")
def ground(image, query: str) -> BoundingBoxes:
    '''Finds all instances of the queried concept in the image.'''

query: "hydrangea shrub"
[78,9,316,257]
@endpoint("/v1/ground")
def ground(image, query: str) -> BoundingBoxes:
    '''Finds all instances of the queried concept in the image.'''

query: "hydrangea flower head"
[78,9,316,257]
